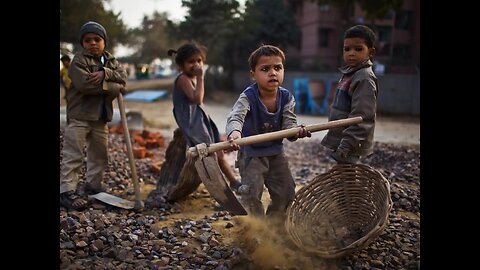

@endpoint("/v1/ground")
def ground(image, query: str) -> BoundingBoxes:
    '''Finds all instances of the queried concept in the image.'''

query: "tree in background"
[174,0,242,91]
[176,0,241,69]
[173,0,300,91]
[234,0,301,69]
[60,0,129,53]
[126,12,176,64]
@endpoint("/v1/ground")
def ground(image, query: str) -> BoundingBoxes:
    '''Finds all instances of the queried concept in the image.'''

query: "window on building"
[382,10,394,20]
[395,11,412,30]
[375,26,392,56]
[288,0,303,16]
[318,28,331,48]
[378,42,391,56]
[296,32,302,50]
[377,26,392,43]
[319,4,330,11]
[392,44,412,64]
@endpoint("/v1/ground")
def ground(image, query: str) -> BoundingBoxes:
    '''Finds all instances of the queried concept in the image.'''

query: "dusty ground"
[60,132,420,269]
[59,79,420,269]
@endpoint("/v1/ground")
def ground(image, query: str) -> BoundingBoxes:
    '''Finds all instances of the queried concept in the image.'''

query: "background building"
[286,0,420,74]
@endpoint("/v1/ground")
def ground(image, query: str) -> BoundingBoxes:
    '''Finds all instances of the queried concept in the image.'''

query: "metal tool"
[182,116,364,216]
[89,93,144,211]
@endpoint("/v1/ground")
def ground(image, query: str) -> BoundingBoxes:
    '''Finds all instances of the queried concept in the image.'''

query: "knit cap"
[79,21,107,47]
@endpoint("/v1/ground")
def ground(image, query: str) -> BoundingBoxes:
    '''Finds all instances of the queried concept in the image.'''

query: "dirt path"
[117,97,420,146]
[60,79,419,145]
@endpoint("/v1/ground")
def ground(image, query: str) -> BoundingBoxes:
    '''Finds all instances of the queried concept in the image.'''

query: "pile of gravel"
[60,130,420,269]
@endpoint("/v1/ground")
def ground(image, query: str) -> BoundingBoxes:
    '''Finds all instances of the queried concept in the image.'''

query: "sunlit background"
[60,0,419,116]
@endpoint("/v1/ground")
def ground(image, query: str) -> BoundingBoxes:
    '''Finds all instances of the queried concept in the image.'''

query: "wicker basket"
[285,164,392,258]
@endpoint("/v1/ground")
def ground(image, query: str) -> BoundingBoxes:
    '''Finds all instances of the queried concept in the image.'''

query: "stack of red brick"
[109,126,166,173]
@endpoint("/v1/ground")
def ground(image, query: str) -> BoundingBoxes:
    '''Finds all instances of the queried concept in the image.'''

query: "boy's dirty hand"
[119,85,126,95]
[297,124,311,139]
[119,82,126,95]
[87,71,105,85]
[226,130,241,152]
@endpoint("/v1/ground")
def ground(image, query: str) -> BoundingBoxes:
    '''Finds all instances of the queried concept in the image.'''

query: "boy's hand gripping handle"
[187,116,363,157]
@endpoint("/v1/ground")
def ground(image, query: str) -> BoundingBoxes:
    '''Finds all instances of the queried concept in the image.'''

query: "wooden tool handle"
[188,116,362,157]
[117,94,143,211]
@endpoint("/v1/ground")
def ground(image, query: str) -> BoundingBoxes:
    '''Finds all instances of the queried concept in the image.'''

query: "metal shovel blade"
[89,192,135,209]
[125,111,144,131]
[194,156,248,215]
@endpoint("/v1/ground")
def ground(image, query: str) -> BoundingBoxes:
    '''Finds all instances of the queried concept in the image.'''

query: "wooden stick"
[117,94,143,211]
[188,116,363,157]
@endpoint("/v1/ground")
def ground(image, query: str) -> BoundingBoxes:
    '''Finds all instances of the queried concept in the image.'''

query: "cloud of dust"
[232,216,333,270]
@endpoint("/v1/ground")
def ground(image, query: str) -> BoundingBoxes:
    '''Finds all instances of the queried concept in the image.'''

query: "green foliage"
[127,12,176,64]
[171,0,242,90]
[60,0,128,53]
[176,0,241,67]
[233,0,301,70]
[170,0,301,90]
[249,0,300,48]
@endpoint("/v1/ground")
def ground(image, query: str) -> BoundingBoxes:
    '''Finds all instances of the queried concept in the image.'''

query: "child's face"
[181,53,203,76]
[82,33,105,57]
[343,37,374,68]
[61,60,70,68]
[250,55,284,93]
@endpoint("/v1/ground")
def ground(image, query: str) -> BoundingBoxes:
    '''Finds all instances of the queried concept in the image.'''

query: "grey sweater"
[321,59,379,157]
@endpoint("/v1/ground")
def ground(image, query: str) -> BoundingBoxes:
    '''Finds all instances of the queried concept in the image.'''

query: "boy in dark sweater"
[322,25,379,164]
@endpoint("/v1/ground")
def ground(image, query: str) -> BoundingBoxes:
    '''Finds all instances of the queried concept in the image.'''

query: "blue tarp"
[123,90,168,102]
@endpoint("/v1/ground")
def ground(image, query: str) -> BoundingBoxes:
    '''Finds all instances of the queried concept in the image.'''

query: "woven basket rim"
[285,163,392,258]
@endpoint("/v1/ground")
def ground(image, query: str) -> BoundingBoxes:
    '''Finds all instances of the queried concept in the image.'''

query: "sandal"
[60,191,88,210]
